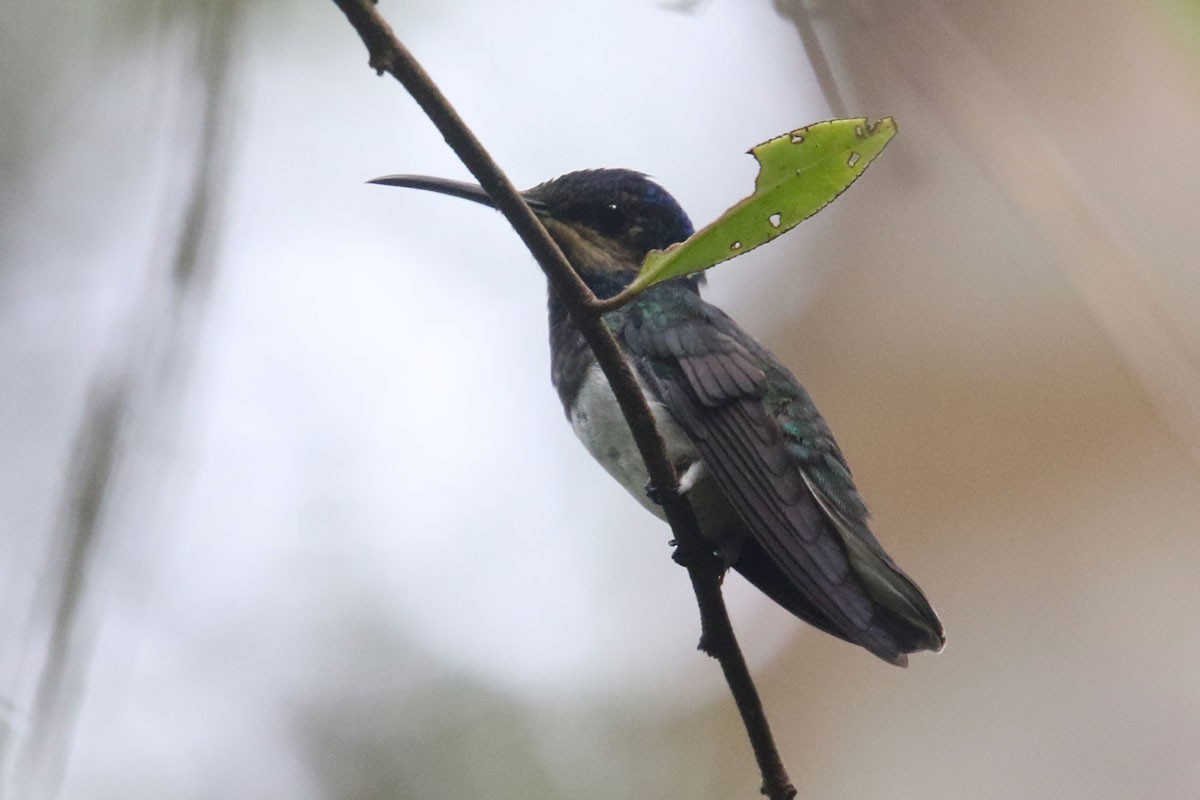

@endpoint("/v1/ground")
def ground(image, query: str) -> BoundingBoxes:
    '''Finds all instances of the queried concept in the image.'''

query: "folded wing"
[622,288,944,664]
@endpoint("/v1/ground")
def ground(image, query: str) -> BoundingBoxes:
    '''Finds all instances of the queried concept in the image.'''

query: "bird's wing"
[621,289,941,661]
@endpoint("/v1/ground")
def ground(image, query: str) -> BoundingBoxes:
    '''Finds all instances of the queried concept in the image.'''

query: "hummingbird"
[370,168,944,666]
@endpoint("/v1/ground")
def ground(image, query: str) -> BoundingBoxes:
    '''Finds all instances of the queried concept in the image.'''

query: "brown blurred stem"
[329,1,797,798]
[773,0,847,118]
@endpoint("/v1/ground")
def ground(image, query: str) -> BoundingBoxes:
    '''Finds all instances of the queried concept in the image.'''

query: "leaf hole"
[768,213,782,228]
[855,125,864,137]
[790,134,804,144]
[847,151,861,167]
[730,241,742,251]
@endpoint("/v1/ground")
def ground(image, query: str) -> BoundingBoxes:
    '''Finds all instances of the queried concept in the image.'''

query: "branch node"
[761,781,799,800]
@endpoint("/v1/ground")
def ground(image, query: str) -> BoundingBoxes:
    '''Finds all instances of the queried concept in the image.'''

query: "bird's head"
[370,168,695,298]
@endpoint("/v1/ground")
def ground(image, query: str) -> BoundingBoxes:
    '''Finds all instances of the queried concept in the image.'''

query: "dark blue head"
[369,168,695,295]
[523,169,694,257]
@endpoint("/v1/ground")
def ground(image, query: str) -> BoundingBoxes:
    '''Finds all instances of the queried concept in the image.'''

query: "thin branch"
[329,2,796,797]
[773,0,848,118]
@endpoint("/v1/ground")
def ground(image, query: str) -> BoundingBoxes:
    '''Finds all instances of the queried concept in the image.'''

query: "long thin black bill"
[367,174,546,212]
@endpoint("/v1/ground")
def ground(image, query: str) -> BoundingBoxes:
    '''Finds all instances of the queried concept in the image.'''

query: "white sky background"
[2,1,833,796]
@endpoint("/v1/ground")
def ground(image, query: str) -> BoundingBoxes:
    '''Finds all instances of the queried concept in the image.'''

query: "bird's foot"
[644,460,706,506]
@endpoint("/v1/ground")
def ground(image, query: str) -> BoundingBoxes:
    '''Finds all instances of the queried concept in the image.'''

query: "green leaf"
[626,117,897,295]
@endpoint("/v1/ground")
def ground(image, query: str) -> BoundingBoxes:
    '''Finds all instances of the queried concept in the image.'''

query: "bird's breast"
[568,363,697,518]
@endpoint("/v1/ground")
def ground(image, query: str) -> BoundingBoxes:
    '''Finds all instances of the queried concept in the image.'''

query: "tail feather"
[732,539,942,666]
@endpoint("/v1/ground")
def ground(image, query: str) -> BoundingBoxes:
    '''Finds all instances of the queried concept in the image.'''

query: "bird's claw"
[644,460,707,506]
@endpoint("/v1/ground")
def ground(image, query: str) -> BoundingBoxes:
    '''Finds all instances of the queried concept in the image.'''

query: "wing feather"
[621,290,942,662]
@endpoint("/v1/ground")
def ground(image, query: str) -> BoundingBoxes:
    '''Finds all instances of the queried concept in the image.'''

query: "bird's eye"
[594,202,625,236]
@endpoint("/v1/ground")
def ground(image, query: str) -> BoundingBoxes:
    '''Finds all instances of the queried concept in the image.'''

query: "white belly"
[568,364,697,518]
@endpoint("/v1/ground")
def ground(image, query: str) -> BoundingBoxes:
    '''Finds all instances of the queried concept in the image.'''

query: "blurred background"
[3,0,1200,797]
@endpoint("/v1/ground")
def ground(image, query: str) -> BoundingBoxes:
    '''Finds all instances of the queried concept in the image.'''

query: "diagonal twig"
[329,1,797,797]
[773,0,848,118]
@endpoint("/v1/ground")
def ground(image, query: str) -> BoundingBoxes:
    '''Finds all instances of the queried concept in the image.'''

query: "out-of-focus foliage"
[1157,0,1200,57]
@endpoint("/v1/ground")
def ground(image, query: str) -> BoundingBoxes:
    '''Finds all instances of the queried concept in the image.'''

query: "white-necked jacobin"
[371,169,944,666]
